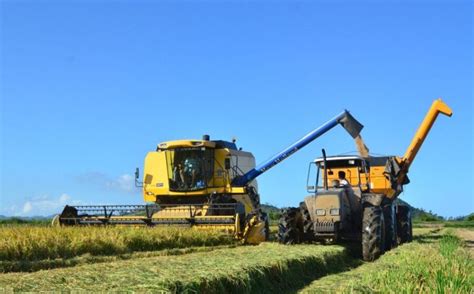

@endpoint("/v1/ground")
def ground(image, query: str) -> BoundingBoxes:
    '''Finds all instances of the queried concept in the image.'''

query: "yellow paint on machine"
[319,98,452,199]
[139,136,266,243]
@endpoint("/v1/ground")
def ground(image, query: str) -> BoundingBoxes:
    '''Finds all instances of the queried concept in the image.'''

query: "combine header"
[56,110,363,244]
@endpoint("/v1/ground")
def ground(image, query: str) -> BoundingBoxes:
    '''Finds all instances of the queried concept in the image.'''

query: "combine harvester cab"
[278,99,452,261]
[56,110,364,244]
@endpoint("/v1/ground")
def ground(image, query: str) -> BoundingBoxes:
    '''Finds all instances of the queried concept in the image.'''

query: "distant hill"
[0,216,52,225]
[261,203,281,221]
[261,203,279,213]
[395,199,445,221]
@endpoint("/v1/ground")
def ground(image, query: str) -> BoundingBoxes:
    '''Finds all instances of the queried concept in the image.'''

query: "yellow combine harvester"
[278,99,452,260]
[56,110,364,244]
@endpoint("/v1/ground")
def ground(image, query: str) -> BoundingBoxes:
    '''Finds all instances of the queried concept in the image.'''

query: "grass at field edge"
[299,229,473,293]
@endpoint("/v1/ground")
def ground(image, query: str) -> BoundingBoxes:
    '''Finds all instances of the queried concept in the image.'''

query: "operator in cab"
[338,171,350,186]
[173,163,185,188]
[184,154,202,188]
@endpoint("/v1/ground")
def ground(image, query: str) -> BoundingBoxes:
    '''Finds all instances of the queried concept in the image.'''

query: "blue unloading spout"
[232,110,363,187]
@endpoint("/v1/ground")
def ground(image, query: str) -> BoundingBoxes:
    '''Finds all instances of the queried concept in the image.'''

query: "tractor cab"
[303,155,369,239]
[307,155,370,196]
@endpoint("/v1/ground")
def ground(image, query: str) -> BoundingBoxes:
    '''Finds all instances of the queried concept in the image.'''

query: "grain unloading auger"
[56,110,363,244]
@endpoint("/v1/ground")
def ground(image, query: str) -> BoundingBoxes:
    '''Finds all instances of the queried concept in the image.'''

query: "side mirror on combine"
[134,168,143,187]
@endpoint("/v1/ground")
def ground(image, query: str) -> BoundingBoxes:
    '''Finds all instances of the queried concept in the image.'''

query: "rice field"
[0,226,234,272]
[0,224,472,293]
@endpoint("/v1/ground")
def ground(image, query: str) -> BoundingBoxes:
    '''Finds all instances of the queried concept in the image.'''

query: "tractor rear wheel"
[277,208,302,244]
[362,205,385,261]
[261,211,270,241]
[299,202,315,242]
[383,204,397,250]
[396,205,413,244]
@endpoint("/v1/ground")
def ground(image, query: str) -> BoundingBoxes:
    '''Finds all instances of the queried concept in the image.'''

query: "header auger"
[56,110,363,244]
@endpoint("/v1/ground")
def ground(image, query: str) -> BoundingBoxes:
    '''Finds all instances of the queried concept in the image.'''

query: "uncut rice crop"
[1,244,239,273]
[0,226,235,263]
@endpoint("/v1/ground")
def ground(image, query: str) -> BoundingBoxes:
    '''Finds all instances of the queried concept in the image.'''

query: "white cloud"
[22,202,33,214]
[1,205,19,216]
[105,174,134,193]
[17,193,79,217]
[59,193,71,203]
[76,172,137,194]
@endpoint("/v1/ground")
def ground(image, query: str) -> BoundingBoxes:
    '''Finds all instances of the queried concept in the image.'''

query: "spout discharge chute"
[401,99,452,171]
[384,98,453,196]
[232,110,363,187]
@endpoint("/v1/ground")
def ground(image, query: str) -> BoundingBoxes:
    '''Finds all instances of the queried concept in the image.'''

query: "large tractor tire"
[362,205,385,261]
[396,205,413,244]
[261,211,270,241]
[277,207,303,244]
[383,204,397,250]
[299,202,315,242]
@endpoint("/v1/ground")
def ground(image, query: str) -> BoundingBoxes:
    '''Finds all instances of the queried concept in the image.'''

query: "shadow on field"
[196,242,365,294]
[277,242,364,294]
[414,234,443,244]
[414,228,443,244]
[463,240,474,249]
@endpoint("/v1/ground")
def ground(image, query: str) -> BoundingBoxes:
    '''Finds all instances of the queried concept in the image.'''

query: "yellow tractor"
[56,111,364,244]
[278,99,452,260]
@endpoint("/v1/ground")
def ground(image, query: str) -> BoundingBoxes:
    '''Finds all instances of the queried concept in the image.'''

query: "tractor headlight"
[316,209,326,216]
[329,208,340,216]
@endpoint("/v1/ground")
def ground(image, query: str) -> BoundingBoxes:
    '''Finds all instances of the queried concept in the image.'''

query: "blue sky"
[0,0,472,218]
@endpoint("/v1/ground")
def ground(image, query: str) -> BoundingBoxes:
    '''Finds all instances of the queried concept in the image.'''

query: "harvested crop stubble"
[0,226,235,262]
[0,243,356,293]
[299,230,473,293]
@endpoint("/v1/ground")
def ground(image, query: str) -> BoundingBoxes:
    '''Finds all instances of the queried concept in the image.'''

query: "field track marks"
[0,244,238,273]
[453,228,474,256]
